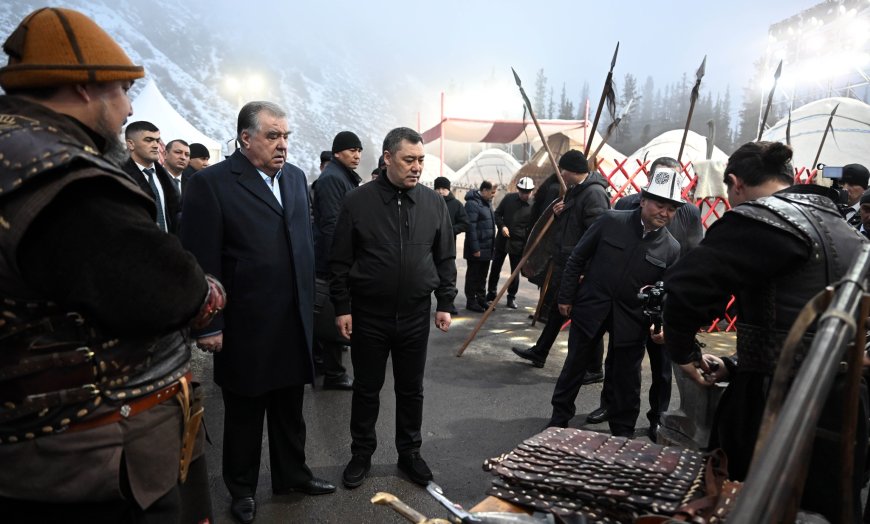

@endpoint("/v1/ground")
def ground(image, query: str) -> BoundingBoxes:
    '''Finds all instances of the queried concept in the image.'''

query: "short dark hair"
[165,139,189,151]
[649,156,680,173]
[724,141,794,189]
[480,180,494,191]
[237,101,286,142]
[125,120,159,139]
[382,127,423,156]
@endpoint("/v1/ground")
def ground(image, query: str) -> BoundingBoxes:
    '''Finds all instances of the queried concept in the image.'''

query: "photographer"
[840,163,870,226]
[545,168,682,437]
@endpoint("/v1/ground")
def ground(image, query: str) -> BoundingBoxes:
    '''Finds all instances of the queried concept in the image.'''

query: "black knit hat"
[434,176,451,190]
[332,131,362,153]
[189,143,210,159]
[842,164,870,189]
[558,150,589,174]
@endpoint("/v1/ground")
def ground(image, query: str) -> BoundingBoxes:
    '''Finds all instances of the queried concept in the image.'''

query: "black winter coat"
[559,208,680,346]
[330,176,457,317]
[614,193,703,257]
[463,189,496,260]
[553,171,610,263]
[494,192,533,255]
[444,192,469,236]
[312,159,362,274]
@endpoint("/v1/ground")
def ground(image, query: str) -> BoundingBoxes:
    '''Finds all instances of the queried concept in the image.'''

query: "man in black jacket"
[330,127,457,489]
[311,131,363,390]
[487,176,535,309]
[548,168,682,436]
[604,157,704,439]
[122,120,181,234]
[464,180,497,312]
[434,176,469,237]
[512,150,609,369]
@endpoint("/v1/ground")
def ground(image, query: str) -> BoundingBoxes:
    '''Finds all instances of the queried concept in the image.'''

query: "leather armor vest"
[0,110,189,443]
[729,192,865,375]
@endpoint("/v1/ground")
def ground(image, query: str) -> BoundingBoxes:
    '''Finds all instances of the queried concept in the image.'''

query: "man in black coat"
[463,180,497,312]
[606,157,704,440]
[330,127,457,489]
[547,168,682,436]
[122,120,181,234]
[434,176,469,237]
[512,150,609,370]
[182,101,335,524]
[487,176,534,309]
[311,131,363,390]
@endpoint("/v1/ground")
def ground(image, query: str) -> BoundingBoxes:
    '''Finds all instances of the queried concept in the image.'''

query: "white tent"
[453,149,522,190]
[419,154,456,185]
[131,81,222,160]
[761,96,870,170]
[619,130,728,191]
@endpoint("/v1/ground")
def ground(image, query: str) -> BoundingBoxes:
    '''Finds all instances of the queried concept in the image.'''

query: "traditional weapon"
[371,492,450,524]
[425,482,558,523]
[729,244,870,521]
[785,101,793,147]
[810,103,839,170]
[588,97,634,165]
[757,59,783,141]
[584,42,619,156]
[676,56,706,165]
[456,68,567,357]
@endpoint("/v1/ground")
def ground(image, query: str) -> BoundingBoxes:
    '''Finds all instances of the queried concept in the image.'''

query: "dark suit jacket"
[121,158,181,234]
[180,150,316,395]
[614,193,703,257]
[181,165,197,194]
[558,208,680,346]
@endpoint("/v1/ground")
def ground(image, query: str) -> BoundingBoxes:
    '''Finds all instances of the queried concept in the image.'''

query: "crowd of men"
[2,7,870,524]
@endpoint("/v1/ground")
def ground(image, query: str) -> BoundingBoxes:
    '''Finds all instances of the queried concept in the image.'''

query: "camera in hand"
[638,281,665,334]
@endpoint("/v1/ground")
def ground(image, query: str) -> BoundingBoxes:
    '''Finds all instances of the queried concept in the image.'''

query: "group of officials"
[0,7,867,524]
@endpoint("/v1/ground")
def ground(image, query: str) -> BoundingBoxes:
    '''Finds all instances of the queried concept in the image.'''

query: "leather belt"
[66,372,192,433]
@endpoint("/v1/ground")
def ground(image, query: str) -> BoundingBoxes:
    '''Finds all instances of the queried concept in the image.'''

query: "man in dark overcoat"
[547,167,683,437]
[182,101,335,524]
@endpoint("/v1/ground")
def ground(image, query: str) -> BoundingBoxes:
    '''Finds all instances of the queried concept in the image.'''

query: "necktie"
[171,176,181,195]
[143,167,168,232]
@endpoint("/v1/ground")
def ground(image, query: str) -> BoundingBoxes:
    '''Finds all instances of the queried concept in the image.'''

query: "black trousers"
[597,336,671,425]
[534,299,604,370]
[487,250,521,299]
[464,259,490,305]
[350,309,430,457]
[315,340,347,379]
[221,386,312,498]
[550,316,645,435]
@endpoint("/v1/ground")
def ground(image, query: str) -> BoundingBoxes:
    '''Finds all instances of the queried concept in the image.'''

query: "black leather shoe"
[280,477,336,495]
[511,346,545,368]
[647,422,659,443]
[506,298,518,309]
[322,374,353,390]
[466,302,485,313]
[485,291,497,302]
[342,454,371,489]
[581,371,604,385]
[230,496,256,524]
[586,406,609,424]
[397,451,433,486]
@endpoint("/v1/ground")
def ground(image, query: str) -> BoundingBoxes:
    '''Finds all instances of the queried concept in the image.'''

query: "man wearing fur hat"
[0,7,225,522]
[311,131,364,390]
[546,166,682,437]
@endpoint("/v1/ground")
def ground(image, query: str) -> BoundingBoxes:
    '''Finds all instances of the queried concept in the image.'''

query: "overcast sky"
[192,0,820,124]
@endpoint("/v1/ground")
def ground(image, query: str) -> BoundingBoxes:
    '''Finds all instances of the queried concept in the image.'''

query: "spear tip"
[610,42,620,70]
[697,55,707,79]
[511,67,521,87]
[774,59,783,78]
[831,102,840,116]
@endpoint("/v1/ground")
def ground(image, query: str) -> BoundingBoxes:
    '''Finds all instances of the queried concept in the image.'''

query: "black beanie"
[189,143,210,159]
[860,188,870,206]
[434,176,451,190]
[842,163,870,189]
[558,149,588,174]
[332,131,363,153]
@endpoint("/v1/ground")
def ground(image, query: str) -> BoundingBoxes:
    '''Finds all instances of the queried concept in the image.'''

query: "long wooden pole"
[584,42,619,156]
[677,56,706,165]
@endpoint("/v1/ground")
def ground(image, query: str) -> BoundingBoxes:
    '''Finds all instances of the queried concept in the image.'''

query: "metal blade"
[426,482,472,521]
[511,67,521,87]
[610,41,620,71]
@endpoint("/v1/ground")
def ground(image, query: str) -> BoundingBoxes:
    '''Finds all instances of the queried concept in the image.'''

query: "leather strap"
[65,372,192,433]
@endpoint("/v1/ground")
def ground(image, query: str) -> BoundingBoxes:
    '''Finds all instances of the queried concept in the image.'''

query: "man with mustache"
[182,101,335,524]
[330,127,457,489]
[0,7,224,522]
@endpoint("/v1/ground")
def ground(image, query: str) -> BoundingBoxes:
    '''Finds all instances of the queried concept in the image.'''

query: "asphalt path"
[193,252,687,523]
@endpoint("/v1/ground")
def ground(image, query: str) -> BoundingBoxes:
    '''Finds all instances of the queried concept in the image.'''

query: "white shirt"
[259,168,283,207]
[135,161,166,218]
